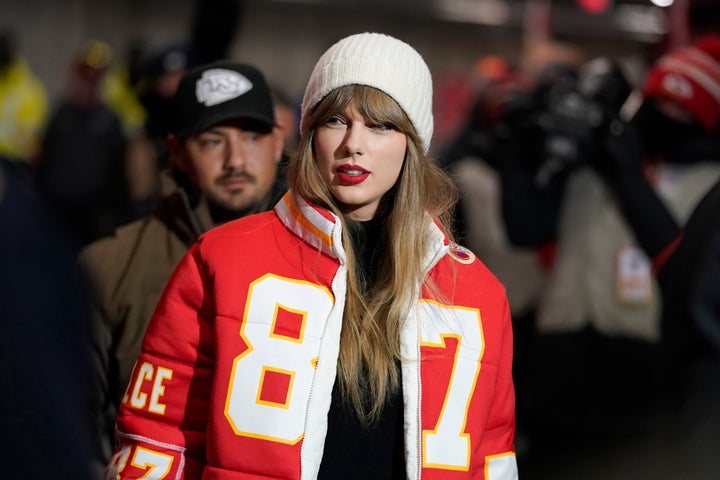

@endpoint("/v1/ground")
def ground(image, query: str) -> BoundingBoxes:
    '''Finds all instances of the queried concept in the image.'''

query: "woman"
[107,32,517,480]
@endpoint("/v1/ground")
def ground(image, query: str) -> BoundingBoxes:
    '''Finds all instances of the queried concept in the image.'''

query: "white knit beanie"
[301,32,434,152]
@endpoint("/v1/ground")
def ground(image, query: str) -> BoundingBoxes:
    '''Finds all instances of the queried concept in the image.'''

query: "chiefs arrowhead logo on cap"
[196,68,253,107]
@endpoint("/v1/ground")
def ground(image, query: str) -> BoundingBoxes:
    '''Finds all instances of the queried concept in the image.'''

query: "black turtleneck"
[317,217,405,479]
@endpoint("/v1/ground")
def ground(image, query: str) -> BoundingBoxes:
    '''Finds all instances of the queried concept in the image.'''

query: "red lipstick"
[336,164,370,185]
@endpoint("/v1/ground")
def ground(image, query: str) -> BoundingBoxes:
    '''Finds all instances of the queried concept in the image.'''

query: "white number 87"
[223,276,483,470]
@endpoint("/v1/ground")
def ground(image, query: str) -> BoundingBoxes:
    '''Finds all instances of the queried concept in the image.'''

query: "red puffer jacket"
[107,192,517,480]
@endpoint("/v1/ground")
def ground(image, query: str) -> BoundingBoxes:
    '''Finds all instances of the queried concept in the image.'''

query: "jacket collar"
[274,191,450,269]
[274,192,344,261]
[153,170,214,246]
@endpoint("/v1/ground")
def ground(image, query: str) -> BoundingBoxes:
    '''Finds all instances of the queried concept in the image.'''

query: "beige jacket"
[81,171,214,455]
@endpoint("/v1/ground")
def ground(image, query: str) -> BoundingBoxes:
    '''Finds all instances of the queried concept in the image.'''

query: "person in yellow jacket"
[0,30,48,164]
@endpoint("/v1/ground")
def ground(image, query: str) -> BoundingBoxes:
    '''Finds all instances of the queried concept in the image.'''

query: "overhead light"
[614,4,669,36]
[650,0,674,7]
[577,0,611,14]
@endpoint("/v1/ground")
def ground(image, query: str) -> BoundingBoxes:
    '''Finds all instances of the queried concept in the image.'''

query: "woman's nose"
[343,123,366,156]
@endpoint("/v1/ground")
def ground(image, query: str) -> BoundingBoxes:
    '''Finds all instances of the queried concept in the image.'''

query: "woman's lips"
[337,164,370,185]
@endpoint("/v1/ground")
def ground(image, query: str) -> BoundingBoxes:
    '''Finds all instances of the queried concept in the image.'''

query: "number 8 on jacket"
[224,274,334,443]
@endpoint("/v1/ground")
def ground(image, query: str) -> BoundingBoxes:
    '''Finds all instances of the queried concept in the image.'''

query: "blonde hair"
[288,85,458,422]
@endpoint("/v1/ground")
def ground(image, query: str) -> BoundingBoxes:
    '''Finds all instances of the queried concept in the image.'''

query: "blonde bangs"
[308,85,413,135]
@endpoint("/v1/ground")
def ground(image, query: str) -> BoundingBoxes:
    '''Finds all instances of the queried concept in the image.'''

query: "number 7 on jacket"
[419,300,484,471]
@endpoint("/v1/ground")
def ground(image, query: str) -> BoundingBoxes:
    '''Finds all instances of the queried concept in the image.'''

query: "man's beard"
[208,185,272,225]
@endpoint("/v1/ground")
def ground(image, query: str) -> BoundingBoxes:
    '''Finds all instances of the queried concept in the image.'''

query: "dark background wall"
[1,0,663,104]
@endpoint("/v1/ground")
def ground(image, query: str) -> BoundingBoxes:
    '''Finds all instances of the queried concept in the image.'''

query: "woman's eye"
[326,115,345,126]
[372,122,396,131]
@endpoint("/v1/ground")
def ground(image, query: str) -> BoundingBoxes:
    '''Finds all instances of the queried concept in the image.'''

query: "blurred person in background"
[269,84,300,193]
[136,42,196,165]
[102,38,148,141]
[0,28,48,166]
[0,155,103,477]
[34,39,131,246]
[80,60,286,462]
[661,180,720,361]
[271,83,300,156]
[124,41,195,218]
[101,38,159,219]
[639,174,720,480]
[496,33,720,478]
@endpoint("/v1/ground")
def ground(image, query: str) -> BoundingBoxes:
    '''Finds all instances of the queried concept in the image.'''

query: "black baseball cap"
[172,60,276,138]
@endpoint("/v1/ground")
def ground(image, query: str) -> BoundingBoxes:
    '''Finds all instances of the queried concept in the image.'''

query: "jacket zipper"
[415,242,447,480]
[415,332,423,480]
[300,223,346,480]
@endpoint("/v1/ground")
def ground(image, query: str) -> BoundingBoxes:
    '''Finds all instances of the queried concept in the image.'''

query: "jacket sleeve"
[476,296,518,480]
[105,243,213,479]
[77,246,116,465]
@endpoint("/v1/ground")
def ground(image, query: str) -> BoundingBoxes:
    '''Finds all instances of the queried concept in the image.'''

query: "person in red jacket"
[107,32,517,480]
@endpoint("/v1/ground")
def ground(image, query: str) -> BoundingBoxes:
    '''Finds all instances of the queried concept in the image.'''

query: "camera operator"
[505,33,720,476]
[603,32,720,440]
[582,32,720,383]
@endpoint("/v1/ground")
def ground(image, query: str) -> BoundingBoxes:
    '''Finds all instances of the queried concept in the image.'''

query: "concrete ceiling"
[265,0,670,42]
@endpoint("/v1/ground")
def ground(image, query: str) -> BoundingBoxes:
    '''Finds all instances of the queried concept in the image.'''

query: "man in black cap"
[80,61,286,461]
